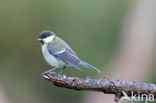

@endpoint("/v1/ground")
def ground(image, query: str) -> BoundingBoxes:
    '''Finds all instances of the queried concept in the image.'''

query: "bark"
[43,72,156,102]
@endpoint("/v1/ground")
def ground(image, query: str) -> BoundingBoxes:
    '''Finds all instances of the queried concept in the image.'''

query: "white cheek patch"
[43,35,55,43]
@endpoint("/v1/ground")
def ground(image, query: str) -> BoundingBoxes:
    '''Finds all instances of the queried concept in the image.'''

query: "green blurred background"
[1,0,155,103]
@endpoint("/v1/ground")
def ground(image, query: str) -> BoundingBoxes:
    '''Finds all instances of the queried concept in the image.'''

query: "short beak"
[37,38,42,42]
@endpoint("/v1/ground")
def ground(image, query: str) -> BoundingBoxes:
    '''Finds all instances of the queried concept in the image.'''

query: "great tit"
[37,30,101,75]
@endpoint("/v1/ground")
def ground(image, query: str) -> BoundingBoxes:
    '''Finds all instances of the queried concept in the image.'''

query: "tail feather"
[80,61,101,73]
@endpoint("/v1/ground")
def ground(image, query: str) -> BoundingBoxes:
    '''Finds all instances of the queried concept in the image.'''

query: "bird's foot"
[42,67,58,75]
[83,74,90,80]
[57,66,66,78]
[57,71,64,78]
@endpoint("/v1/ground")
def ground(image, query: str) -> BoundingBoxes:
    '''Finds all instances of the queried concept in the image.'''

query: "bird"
[37,30,101,75]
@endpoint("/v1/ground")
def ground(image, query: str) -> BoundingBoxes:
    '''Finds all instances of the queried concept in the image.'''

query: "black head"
[38,30,55,39]
[37,30,55,44]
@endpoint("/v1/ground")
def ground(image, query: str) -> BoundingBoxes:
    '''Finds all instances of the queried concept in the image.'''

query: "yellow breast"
[42,44,65,67]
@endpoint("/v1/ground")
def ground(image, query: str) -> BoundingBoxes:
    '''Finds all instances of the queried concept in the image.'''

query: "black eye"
[43,35,47,38]
[39,30,55,39]
[40,33,49,39]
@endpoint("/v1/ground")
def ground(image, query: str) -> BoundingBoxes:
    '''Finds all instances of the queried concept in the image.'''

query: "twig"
[42,72,156,102]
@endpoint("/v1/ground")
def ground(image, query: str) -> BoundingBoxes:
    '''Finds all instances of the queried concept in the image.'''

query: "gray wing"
[48,45,82,70]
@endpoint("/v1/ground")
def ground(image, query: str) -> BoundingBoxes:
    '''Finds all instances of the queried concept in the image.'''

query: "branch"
[42,72,156,102]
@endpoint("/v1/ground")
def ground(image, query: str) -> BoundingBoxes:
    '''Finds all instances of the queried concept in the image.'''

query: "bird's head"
[37,30,56,44]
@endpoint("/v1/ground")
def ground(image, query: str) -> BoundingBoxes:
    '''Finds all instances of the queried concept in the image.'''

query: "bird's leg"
[58,66,66,77]
[42,67,58,75]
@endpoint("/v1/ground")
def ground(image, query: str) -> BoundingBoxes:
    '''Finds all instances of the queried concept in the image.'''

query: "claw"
[83,74,90,80]
[58,66,66,76]
[42,67,58,75]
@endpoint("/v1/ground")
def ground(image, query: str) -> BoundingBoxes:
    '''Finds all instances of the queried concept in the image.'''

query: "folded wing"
[48,46,82,71]
[48,45,101,72]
